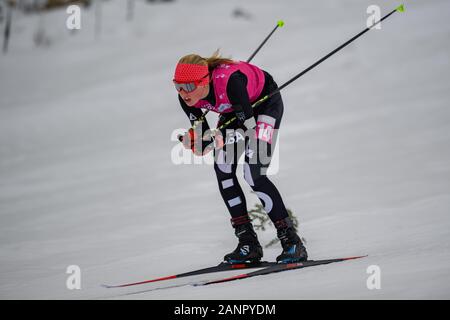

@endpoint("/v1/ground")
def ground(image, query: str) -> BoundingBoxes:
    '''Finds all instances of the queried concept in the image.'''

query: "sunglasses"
[173,73,209,93]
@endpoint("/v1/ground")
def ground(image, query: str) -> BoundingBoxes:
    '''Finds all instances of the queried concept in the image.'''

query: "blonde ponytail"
[204,49,236,71]
[178,49,236,73]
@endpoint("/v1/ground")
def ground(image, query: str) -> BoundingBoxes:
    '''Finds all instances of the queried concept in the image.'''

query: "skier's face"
[178,84,209,106]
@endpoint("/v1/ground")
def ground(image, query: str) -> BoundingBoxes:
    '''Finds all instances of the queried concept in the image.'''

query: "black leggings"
[213,91,289,223]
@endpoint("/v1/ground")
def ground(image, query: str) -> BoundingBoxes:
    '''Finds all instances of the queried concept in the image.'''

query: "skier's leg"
[213,147,247,219]
[214,129,263,263]
[245,91,307,263]
[244,94,289,223]
[244,131,307,263]
[243,139,289,223]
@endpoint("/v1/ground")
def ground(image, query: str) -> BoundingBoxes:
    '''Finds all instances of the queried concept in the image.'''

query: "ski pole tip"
[396,4,405,13]
[277,20,285,27]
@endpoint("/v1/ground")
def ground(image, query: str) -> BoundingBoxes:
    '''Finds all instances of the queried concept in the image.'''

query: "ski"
[195,255,368,286]
[102,261,278,288]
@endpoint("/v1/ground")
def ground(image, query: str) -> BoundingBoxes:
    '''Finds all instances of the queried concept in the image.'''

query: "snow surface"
[1,0,450,299]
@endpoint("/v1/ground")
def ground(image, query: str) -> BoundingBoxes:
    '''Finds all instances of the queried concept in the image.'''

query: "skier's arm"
[178,95,213,154]
[226,71,256,130]
[178,95,210,129]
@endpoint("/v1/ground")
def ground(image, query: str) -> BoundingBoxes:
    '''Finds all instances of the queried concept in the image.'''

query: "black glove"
[235,110,256,131]
[235,111,247,127]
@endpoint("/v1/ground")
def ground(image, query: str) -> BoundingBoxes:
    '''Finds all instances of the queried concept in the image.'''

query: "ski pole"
[213,4,405,133]
[247,20,285,64]
[178,20,285,142]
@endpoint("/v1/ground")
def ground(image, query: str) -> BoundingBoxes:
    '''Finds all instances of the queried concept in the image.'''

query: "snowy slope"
[0,0,450,299]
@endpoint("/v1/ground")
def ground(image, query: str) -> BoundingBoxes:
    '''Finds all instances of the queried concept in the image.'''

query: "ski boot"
[275,217,308,263]
[224,215,263,264]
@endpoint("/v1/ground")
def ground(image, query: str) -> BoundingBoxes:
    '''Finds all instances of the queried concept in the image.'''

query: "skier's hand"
[181,128,196,150]
[235,110,247,127]
[235,111,256,131]
[180,128,217,156]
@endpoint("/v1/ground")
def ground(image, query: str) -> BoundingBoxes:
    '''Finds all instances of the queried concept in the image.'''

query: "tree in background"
[248,196,305,248]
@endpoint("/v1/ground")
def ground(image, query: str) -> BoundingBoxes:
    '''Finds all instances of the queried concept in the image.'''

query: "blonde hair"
[178,49,236,73]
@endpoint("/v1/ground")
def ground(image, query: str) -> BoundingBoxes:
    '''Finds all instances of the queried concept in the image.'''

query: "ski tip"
[396,4,405,13]
[101,284,114,289]
[342,255,368,261]
[277,20,285,27]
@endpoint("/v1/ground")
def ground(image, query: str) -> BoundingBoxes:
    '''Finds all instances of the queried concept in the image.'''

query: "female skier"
[173,51,308,264]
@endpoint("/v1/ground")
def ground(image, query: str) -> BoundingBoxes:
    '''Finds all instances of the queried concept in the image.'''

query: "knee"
[214,162,234,179]
[214,161,238,192]
[214,148,234,176]
[243,163,269,188]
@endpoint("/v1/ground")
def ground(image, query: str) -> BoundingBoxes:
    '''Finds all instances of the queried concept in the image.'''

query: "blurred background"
[0,0,449,299]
